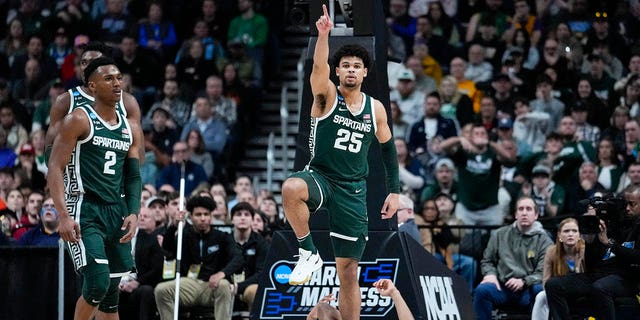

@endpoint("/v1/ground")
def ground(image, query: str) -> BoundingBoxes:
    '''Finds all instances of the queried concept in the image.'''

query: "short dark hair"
[81,41,112,57]
[231,201,255,217]
[426,91,441,102]
[186,196,216,212]
[83,56,117,84]
[332,44,371,69]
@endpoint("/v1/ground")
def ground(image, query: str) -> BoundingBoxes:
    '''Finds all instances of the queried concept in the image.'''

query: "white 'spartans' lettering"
[420,275,461,320]
[92,136,130,151]
[333,115,372,132]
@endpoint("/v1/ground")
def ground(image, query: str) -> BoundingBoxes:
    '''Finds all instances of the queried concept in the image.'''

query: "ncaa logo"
[273,265,291,284]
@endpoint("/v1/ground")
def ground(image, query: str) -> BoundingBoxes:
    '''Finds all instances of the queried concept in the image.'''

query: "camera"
[577,195,626,236]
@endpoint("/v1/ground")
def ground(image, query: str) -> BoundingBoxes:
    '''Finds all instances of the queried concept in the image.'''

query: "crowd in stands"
[1,0,640,318]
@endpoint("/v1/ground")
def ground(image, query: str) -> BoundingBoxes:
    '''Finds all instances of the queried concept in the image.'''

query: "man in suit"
[119,205,164,320]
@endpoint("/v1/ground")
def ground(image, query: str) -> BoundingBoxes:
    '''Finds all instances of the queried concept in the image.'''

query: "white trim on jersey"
[316,92,338,121]
[66,89,74,114]
[83,104,122,131]
[77,86,94,101]
[329,232,358,242]
[347,92,366,116]
[122,108,133,145]
[370,96,378,134]
[118,90,127,117]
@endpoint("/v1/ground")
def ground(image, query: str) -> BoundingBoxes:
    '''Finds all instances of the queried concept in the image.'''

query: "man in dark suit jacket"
[407,91,458,155]
[119,207,164,320]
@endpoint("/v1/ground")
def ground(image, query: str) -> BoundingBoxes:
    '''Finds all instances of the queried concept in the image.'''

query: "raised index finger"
[322,4,329,19]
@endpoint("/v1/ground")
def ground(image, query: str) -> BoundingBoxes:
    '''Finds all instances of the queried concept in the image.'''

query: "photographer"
[546,186,640,320]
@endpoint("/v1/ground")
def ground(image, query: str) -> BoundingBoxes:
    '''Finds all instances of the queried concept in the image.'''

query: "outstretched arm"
[47,110,90,242]
[310,4,337,118]
[373,279,414,320]
[374,100,399,219]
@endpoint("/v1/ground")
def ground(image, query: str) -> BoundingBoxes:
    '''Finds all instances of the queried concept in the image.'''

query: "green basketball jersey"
[71,105,132,203]
[307,89,378,181]
[64,87,126,194]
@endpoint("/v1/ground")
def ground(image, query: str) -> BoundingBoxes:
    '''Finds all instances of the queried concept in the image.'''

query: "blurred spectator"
[228,175,252,209]
[490,73,516,118]
[570,102,600,148]
[555,116,596,187]
[137,1,178,61]
[6,188,25,225]
[217,40,261,88]
[529,75,565,131]
[146,196,168,235]
[145,79,191,131]
[565,162,606,215]
[397,194,421,243]
[29,129,46,175]
[407,91,458,156]
[259,195,284,231]
[617,162,640,194]
[425,1,462,48]
[614,53,640,93]
[449,57,482,113]
[60,34,90,83]
[212,194,229,224]
[175,19,226,66]
[465,0,509,43]
[476,96,499,137]
[118,207,164,320]
[180,97,228,162]
[154,196,243,320]
[390,100,410,140]
[622,119,640,166]
[11,58,50,113]
[1,19,27,66]
[602,106,629,159]
[413,15,449,68]
[536,38,572,90]
[147,106,179,165]
[520,164,565,218]
[465,44,493,83]
[12,189,42,240]
[441,124,515,225]
[52,0,92,38]
[438,75,474,127]
[176,39,218,99]
[419,157,457,205]
[584,53,615,104]
[552,22,583,71]
[16,196,59,246]
[0,105,28,153]
[227,0,268,68]
[389,68,425,125]
[46,26,72,70]
[115,35,162,112]
[230,202,268,313]
[15,143,45,192]
[203,75,236,127]
[574,76,609,131]
[595,137,622,193]
[185,129,214,179]
[506,0,542,45]
[6,0,46,39]
[0,128,17,169]
[471,14,507,68]
[156,141,208,196]
[582,40,623,80]
[416,198,477,291]
[584,10,627,64]
[96,0,135,47]
[32,79,65,132]
[531,218,584,320]
[405,55,437,95]
[512,97,550,156]
[198,0,229,43]
[618,74,640,119]
[396,138,426,200]
[474,196,552,320]
[387,0,417,55]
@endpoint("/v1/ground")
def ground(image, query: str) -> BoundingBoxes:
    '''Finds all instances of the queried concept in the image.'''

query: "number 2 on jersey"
[103,151,116,175]
[334,128,363,153]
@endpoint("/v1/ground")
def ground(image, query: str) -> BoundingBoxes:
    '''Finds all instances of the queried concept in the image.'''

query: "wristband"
[124,157,141,215]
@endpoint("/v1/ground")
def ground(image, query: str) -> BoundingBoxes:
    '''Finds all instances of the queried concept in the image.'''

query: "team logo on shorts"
[259,258,399,319]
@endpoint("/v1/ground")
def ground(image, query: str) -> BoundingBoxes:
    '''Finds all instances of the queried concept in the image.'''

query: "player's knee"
[282,178,307,200]
[83,271,111,305]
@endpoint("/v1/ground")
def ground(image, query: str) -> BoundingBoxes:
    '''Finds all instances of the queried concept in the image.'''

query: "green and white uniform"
[290,88,378,259]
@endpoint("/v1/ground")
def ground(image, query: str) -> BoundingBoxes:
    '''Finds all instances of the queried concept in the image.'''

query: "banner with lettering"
[252,231,474,319]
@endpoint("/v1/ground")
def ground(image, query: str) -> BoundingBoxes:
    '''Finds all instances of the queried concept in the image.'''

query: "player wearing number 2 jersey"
[48,57,142,320]
[282,4,399,320]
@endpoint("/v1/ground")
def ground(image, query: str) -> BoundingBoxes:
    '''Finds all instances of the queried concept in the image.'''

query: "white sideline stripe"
[329,232,358,242]
[94,259,109,264]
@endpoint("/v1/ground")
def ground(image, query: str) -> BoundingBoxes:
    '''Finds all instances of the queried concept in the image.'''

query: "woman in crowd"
[185,129,214,179]
[531,217,584,320]
[595,137,623,192]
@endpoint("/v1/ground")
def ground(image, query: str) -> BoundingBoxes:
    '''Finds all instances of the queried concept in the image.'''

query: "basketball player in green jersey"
[45,41,144,160]
[283,5,399,320]
[48,57,142,320]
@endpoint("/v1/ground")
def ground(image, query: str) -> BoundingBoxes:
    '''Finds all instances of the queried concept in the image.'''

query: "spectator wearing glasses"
[397,194,421,243]
[156,141,207,195]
